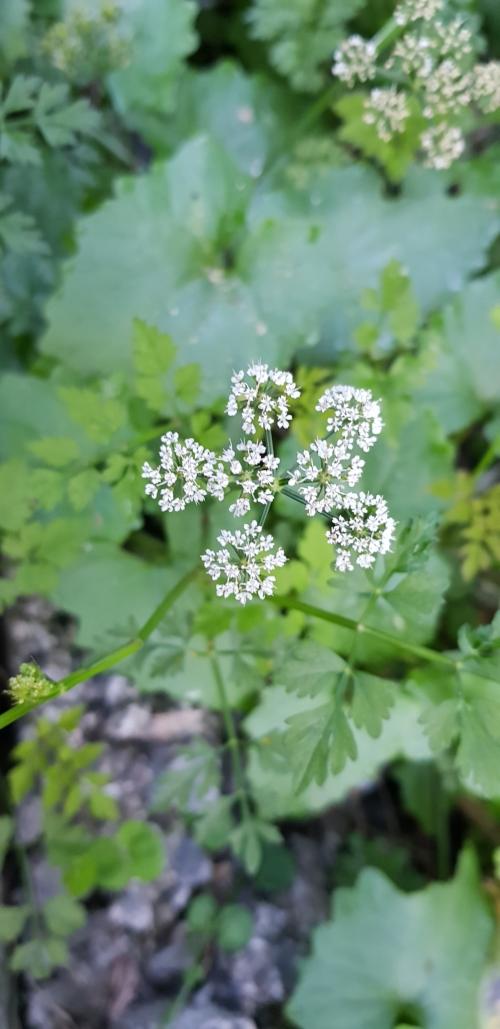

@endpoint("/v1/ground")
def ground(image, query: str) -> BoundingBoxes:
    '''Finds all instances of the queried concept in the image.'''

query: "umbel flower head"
[143,365,395,602]
[332,0,500,170]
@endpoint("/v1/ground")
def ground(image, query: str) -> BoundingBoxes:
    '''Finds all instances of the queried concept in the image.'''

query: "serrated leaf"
[277,640,345,697]
[59,386,126,443]
[246,688,430,819]
[288,850,492,1029]
[350,672,397,738]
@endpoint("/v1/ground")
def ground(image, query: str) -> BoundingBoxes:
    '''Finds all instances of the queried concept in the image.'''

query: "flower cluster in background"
[332,0,500,170]
[143,366,395,601]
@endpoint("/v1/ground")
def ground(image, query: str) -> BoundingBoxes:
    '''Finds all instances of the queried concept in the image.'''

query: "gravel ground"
[2,600,344,1029]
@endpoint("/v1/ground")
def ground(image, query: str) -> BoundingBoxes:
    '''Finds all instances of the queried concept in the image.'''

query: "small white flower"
[332,35,376,87]
[226,363,300,436]
[473,61,500,114]
[364,87,410,142]
[326,492,396,572]
[202,521,287,604]
[395,0,444,27]
[142,432,228,512]
[422,60,472,119]
[289,439,364,516]
[421,122,465,169]
[386,33,434,79]
[316,385,383,453]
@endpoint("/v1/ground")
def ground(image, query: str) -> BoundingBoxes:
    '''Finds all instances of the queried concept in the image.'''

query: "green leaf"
[151,740,220,813]
[216,905,253,953]
[59,386,126,443]
[43,894,86,936]
[132,318,176,413]
[287,850,492,1029]
[248,0,364,93]
[10,937,69,979]
[0,193,47,256]
[277,640,345,697]
[194,796,234,852]
[117,821,165,881]
[246,688,430,819]
[41,153,498,404]
[29,436,79,467]
[0,0,30,67]
[67,468,101,511]
[0,905,29,943]
[350,673,397,739]
[187,893,217,935]
[108,0,198,138]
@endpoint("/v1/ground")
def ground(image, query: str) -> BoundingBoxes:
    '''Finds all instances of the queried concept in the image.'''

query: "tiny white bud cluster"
[202,522,287,604]
[143,369,395,599]
[332,0,500,171]
[332,35,377,87]
[363,87,410,142]
[395,0,444,27]
[226,362,300,435]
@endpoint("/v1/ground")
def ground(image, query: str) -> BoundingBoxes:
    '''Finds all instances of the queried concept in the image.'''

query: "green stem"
[163,943,205,1027]
[210,654,252,823]
[472,439,499,483]
[0,566,199,732]
[268,594,456,669]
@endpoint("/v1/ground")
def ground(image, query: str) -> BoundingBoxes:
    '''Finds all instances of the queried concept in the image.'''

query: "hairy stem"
[0,566,199,731]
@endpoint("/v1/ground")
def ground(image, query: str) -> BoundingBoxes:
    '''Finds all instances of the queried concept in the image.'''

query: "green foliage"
[443,475,500,580]
[288,850,493,1029]
[336,93,425,182]
[248,0,364,93]
[0,76,100,164]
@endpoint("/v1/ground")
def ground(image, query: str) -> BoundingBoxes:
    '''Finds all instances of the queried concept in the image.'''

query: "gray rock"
[170,836,212,890]
[16,796,42,846]
[171,1002,257,1029]
[104,674,137,708]
[109,884,155,934]
[215,937,285,1015]
[145,928,190,988]
[106,703,152,741]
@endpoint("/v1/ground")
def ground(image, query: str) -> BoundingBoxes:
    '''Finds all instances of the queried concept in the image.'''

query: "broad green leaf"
[41,152,498,404]
[0,0,30,67]
[108,0,198,138]
[288,850,492,1029]
[67,468,101,511]
[246,688,430,819]
[413,272,500,432]
[59,385,126,443]
[52,543,175,647]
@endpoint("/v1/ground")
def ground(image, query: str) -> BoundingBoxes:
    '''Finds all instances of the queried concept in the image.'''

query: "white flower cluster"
[363,87,410,143]
[395,0,444,26]
[202,522,287,604]
[226,362,300,435]
[326,493,395,572]
[143,370,395,599]
[332,0,500,170]
[288,385,394,569]
[142,433,228,512]
[332,35,376,87]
